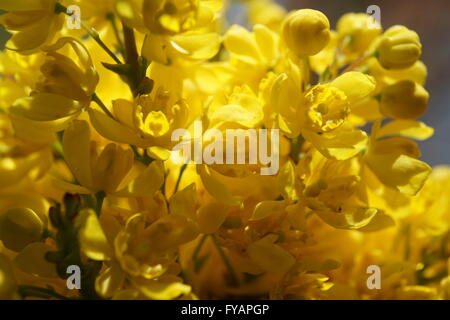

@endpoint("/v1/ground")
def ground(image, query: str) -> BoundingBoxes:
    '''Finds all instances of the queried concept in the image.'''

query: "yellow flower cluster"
[0,0,448,300]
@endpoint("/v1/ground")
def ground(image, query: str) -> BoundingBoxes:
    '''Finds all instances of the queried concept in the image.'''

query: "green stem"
[192,234,209,261]
[301,57,311,90]
[91,93,115,119]
[81,21,122,64]
[122,22,140,96]
[131,145,154,166]
[338,52,375,76]
[55,3,121,64]
[95,191,106,216]
[211,234,239,286]
[106,13,124,56]
[289,135,305,163]
[191,234,209,273]
[173,164,187,194]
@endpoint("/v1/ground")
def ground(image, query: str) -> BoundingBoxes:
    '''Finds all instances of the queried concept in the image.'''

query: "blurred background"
[1,0,449,165]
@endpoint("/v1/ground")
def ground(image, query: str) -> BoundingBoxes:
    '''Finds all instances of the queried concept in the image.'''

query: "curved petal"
[11,93,82,121]
[88,108,140,146]
[63,120,93,189]
[331,72,376,104]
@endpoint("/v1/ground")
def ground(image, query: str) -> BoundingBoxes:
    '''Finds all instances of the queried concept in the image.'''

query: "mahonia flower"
[57,119,164,196]
[10,37,99,132]
[0,0,64,53]
[89,87,190,160]
[0,0,447,302]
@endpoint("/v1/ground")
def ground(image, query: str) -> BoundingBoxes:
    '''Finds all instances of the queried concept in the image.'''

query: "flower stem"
[173,163,188,194]
[95,191,106,216]
[122,22,141,96]
[55,3,121,64]
[91,93,115,119]
[211,234,239,286]
[339,52,374,75]
[106,12,124,56]
[80,21,122,64]
[300,57,311,90]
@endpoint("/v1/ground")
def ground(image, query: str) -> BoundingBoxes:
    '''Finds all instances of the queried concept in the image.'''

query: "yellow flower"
[0,0,64,53]
[337,13,382,56]
[269,71,375,160]
[0,50,45,110]
[10,37,98,132]
[0,114,53,188]
[89,88,190,160]
[142,0,222,35]
[282,9,330,58]
[0,207,45,252]
[0,0,442,301]
[377,25,422,69]
[137,0,223,64]
[380,80,429,120]
[76,196,196,299]
[364,120,432,196]
[223,24,280,89]
[59,119,164,196]
[247,0,287,31]
[298,149,394,231]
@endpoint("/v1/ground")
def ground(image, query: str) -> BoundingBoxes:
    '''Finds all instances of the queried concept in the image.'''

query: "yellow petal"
[365,153,432,195]
[14,242,58,278]
[304,125,368,160]
[115,161,165,197]
[198,165,242,206]
[51,178,92,194]
[277,160,297,201]
[371,137,421,159]
[11,93,81,121]
[169,183,197,218]
[137,279,191,300]
[224,25,261,65]
[0,207,44,252]
[142,34,169,64]
[378,120,434,141]
[197,201,227,234]
[254,24,279,65]
[330,72,376,104]
[63,120,92,189]
[250,201,286,221]
[170,33,221,61]
[76,209,112,261]
[147,146,171,161]
[95,263,125,298]
[357,211,395,232]
[248,234,295,273]
[88,108,140,145]
[315,207,379,230]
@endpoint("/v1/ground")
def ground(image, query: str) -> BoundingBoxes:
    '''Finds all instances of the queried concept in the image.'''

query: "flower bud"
[0,208,44,252]
[282,9,331,57]
[337,13,381,54]
[377,25,422,69]
[380,80,429,119]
